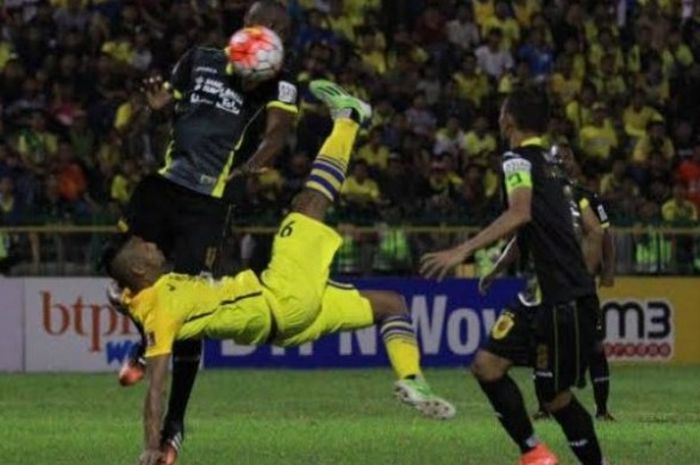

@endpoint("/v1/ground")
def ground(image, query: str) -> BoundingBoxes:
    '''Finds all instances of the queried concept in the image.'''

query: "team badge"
[491,312,515,340]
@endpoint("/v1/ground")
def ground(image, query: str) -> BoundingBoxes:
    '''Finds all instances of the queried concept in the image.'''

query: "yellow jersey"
[123,271,270,357]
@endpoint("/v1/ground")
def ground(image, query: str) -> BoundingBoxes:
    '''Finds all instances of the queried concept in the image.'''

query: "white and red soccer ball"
[227,26,284,81]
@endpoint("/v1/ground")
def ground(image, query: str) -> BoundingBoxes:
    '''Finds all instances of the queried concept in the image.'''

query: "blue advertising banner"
[204,278,524,369]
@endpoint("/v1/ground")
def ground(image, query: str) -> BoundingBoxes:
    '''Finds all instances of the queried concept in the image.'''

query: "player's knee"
[365,291,407,322]
[542,390,572,413]
[471,350,509,383]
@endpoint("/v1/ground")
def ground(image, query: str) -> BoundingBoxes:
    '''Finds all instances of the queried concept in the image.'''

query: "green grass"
[1,366,699,465]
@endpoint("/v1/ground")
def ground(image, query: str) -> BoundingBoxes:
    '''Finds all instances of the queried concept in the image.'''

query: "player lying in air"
[103,81,455,465]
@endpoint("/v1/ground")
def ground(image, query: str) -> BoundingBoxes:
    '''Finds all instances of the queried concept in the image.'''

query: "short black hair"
[503,87,550,134]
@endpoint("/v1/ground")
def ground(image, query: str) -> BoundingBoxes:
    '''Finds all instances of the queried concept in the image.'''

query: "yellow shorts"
[275,280,374,347]
[261,212,343,337]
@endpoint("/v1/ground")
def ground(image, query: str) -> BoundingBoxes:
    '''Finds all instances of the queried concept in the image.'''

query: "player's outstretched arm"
[228,107,296,180]
[138,354,170,465]
[479,237,519,295]
[421,187,532,280]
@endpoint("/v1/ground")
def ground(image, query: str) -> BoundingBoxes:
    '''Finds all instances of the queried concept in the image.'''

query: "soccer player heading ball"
[114,2,298,462]
[105,81,455,465]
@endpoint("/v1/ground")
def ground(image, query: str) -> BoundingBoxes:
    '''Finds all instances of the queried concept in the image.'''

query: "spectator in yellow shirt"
[358,29,387,75]
[623,90,662,139]
[511,0,540,27]
[453,54,491,108]
[342,160,381,207]
[588,28,624,73]
[16,111,58,177]
[591,54,627,103]
[662,184,698,223]
[473,0,496,30]
[667,29,695,76]
[327,1,358,42]
[357,127,390,171]
[550,55,582,106]
[463,116,497,167]
[636,55,670,105]
[633,119,675,164]
[433,116,466,159]
[565,82,597,130]
[483,1,521,49]
[578,103,618,169]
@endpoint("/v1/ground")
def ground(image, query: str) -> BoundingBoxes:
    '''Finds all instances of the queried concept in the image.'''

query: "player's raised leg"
[260,80,371,336]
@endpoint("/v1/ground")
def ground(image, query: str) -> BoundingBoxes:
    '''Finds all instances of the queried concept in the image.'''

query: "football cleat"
[309,79,372,126]
[394,378,456,420]
[118,343,146,386]
[519,443,559,465]
[159,431,182,465]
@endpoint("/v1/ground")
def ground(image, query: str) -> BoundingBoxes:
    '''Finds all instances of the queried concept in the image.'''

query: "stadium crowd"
[1,0,700,272]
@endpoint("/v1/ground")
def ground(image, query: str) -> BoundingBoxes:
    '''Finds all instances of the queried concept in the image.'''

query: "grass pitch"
[1,365,698,465]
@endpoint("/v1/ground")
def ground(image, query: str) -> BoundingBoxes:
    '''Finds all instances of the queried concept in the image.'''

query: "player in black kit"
[555,143,616,421]
[421,89,606,465]
[112,2,297,464]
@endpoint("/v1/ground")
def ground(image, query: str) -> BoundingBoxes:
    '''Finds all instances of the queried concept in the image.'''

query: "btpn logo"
[41,291,140,364]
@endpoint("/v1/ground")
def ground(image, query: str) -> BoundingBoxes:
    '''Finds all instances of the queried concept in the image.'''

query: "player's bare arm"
[580,204,604,275]
[479,236,519,295]
[600,229,616,287]
[139,354,170,465]
[421,187,532,280]
[229,106,296,179]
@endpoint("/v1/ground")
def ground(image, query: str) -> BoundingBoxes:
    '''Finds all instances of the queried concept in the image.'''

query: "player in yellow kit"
[104,80,455,465]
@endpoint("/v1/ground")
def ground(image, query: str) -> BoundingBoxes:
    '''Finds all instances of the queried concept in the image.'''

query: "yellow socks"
[305,118,359,201]
[380,315,422,379]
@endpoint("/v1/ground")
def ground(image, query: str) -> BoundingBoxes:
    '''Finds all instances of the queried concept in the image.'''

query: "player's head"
[551,141,577,177]
[499,87,549,143]
[102,235,166,291]
[245,1,290,41]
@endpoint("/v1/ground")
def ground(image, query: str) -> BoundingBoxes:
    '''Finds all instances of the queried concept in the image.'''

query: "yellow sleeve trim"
[601,222,610,229]
[267,101,299,114]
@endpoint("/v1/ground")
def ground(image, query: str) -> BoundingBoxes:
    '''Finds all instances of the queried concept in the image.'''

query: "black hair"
[503,87,550,134]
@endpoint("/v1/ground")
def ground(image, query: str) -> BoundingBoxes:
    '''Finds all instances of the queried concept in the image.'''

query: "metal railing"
[1,224,699,277]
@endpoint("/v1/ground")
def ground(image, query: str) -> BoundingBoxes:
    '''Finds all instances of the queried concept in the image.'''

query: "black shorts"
[122,174,231,274]
[484,295,599,398]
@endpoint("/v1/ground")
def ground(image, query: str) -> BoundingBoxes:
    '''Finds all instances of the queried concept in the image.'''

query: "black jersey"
[502,138,595,304]
[159,47,298,198]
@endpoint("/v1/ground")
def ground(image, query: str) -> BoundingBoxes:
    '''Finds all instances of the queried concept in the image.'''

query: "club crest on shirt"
[491,311,515,340]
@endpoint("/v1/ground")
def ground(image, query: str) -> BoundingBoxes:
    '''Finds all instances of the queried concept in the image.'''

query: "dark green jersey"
[159,47,298,198]
[502,139,595,304]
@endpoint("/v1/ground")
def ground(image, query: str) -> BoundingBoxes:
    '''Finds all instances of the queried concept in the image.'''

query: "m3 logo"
[601,299,673,360]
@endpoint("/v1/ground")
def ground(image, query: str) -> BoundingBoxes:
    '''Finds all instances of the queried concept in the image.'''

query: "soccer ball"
[226,26,284,81]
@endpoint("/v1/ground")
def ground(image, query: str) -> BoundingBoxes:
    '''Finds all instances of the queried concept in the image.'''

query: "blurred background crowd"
[1,0,700,274]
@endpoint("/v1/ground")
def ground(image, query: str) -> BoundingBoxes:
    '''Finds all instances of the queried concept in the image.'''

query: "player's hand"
[599,274,614,288]
[227,165,268,181]
[478,272,497,296]
[420,245,471,281]
[136,449,163,465]
[142,75,173,111]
